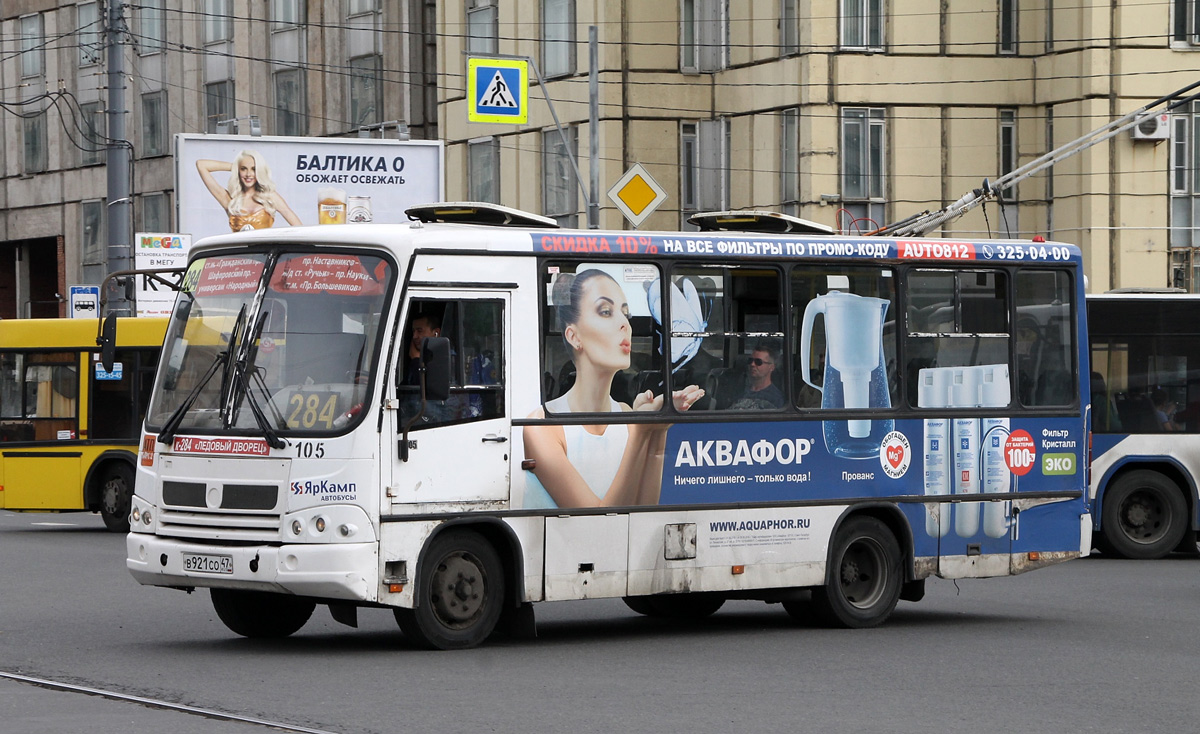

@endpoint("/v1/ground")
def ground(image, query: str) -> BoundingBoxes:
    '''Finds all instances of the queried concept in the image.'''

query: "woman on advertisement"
[523,269,704,509]
[197,150,303,231]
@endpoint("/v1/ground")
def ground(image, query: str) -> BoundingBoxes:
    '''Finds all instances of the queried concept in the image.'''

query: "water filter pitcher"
[801,291,893,458]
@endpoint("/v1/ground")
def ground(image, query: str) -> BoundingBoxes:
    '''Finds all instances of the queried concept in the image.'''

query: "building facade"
[0,0,435,318]
[3,1,1200,321]
[438,0,1200,293]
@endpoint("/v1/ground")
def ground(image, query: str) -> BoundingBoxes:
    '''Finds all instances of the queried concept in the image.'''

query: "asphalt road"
[2,509,1198,734]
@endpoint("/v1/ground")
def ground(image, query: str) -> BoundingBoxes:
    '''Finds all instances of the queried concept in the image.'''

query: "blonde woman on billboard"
[196,150,302,231]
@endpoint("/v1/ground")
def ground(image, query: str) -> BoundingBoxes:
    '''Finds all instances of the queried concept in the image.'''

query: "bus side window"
[791,266,898,412]
[671,265,784,411]
[906,270,1010,409]
[540,263,665,413]
[1015,270,1075,407]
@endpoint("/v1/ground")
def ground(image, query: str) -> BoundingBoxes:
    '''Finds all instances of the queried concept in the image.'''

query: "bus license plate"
[183,553,234,575]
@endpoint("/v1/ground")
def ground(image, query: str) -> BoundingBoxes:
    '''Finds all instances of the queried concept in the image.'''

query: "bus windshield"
[146,250,394,437]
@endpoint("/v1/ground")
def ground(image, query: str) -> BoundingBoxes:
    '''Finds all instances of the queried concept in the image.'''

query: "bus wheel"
[210,589,315,638]
[622,594,724,619]
[394,530,505,650]
[1101,471,1187,559]
[811,516,902,628]
[98,463,134,533]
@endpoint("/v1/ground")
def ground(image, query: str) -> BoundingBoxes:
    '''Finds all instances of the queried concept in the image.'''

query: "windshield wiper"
[227,310,288,449]
[157,350,226,446]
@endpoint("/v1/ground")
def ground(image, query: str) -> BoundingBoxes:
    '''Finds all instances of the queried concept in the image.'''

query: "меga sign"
[134,232,191,317]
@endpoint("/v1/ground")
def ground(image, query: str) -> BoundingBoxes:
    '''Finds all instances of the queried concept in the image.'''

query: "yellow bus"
[0,317,166,531]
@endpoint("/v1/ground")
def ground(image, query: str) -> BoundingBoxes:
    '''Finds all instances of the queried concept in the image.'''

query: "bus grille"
[158,481,282,541]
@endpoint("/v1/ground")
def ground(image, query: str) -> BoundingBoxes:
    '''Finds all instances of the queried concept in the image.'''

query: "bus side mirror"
[422,337,451,402]
[99,312,118,373]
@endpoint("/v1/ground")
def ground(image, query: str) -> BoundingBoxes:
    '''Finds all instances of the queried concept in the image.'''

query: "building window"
[841,0,883,51]
[1174,0,1200,45]
[81,102,105,167]
[999,0,1018,54]
[467,0,499,55]
[1045,0,1054,52]
[543,127,578,227]
[272,0,304,28]
[204,0,233,44]
[680,0,728,72]
[205,80,235,134]
[469,137,500,204]
[781,108,800,216]
[999,109,1018,203]
[274,69,307,136]
[137,0,165,54]
[23,114,47,174]
[781,0,800,55]
[81,200,106,285]
[1171,102,1200,252]
[20,14,45,78]
[680,118,730,227]
[840,107,886,233]
[349,55,383,128]
[141,193,170,233]
[142,91,168,157]
[349,0,380,15]
[78,3,102,65]
[542,0,575,78]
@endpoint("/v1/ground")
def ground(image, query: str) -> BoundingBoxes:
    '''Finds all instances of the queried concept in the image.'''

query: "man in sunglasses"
[736,342,784,409]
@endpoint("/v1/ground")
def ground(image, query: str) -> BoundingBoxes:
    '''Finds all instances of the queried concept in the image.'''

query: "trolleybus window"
[1014,269,1074,407]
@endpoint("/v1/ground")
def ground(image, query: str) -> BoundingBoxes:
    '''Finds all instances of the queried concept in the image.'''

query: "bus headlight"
[314,517,326,533]
[131,506,141,523]
[141,509,152,525]
[291,519,304,536]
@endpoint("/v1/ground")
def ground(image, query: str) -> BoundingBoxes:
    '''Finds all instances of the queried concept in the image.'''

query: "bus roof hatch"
[405,202,560,229]
[687,210,835,235]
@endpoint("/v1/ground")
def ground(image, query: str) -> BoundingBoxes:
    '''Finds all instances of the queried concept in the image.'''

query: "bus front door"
[388,292,511,507]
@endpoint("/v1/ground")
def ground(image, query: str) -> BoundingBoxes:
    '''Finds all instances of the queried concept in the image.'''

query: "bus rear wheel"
[98,463,134,533]
[1101,470,1187,559]
[809,516,902,628]
[622,593,725,619]
[394,530,504,650]
[210,589,315,638]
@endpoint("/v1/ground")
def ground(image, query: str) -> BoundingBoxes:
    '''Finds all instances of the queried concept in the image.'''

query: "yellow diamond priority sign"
[608,163,667,228]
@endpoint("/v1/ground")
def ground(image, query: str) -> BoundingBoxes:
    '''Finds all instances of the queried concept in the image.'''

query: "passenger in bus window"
[524,269,704,508]
[732,342,784,410]
[1152,389,1182,431]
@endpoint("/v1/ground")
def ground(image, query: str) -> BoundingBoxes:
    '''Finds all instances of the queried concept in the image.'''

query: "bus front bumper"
[126,533,378,602]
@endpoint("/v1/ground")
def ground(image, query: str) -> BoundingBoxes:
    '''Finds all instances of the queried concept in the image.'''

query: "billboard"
[174,134,444,243]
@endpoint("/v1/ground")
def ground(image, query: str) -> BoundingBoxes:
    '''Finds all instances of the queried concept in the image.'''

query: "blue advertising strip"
[532,233,1083,264]
[660,416,1085,554]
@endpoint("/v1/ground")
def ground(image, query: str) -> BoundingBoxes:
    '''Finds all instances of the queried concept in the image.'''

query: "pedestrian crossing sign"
[468,57,529,124]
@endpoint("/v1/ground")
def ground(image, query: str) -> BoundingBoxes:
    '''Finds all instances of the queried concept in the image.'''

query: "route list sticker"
[1004,430,1036,476]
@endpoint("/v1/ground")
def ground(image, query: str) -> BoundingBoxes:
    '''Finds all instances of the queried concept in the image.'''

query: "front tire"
[210,589,315,638]
[98,463,134,532]
[1101,470,1188,559]
[811,516,902,628]
[394,530,505,650]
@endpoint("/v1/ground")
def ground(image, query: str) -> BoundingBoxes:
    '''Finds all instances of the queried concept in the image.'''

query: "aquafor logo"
[879,431,911,479]
[674,438,814,468]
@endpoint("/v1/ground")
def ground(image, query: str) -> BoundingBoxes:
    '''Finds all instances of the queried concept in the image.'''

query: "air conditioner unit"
[1131,113,1170,141]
